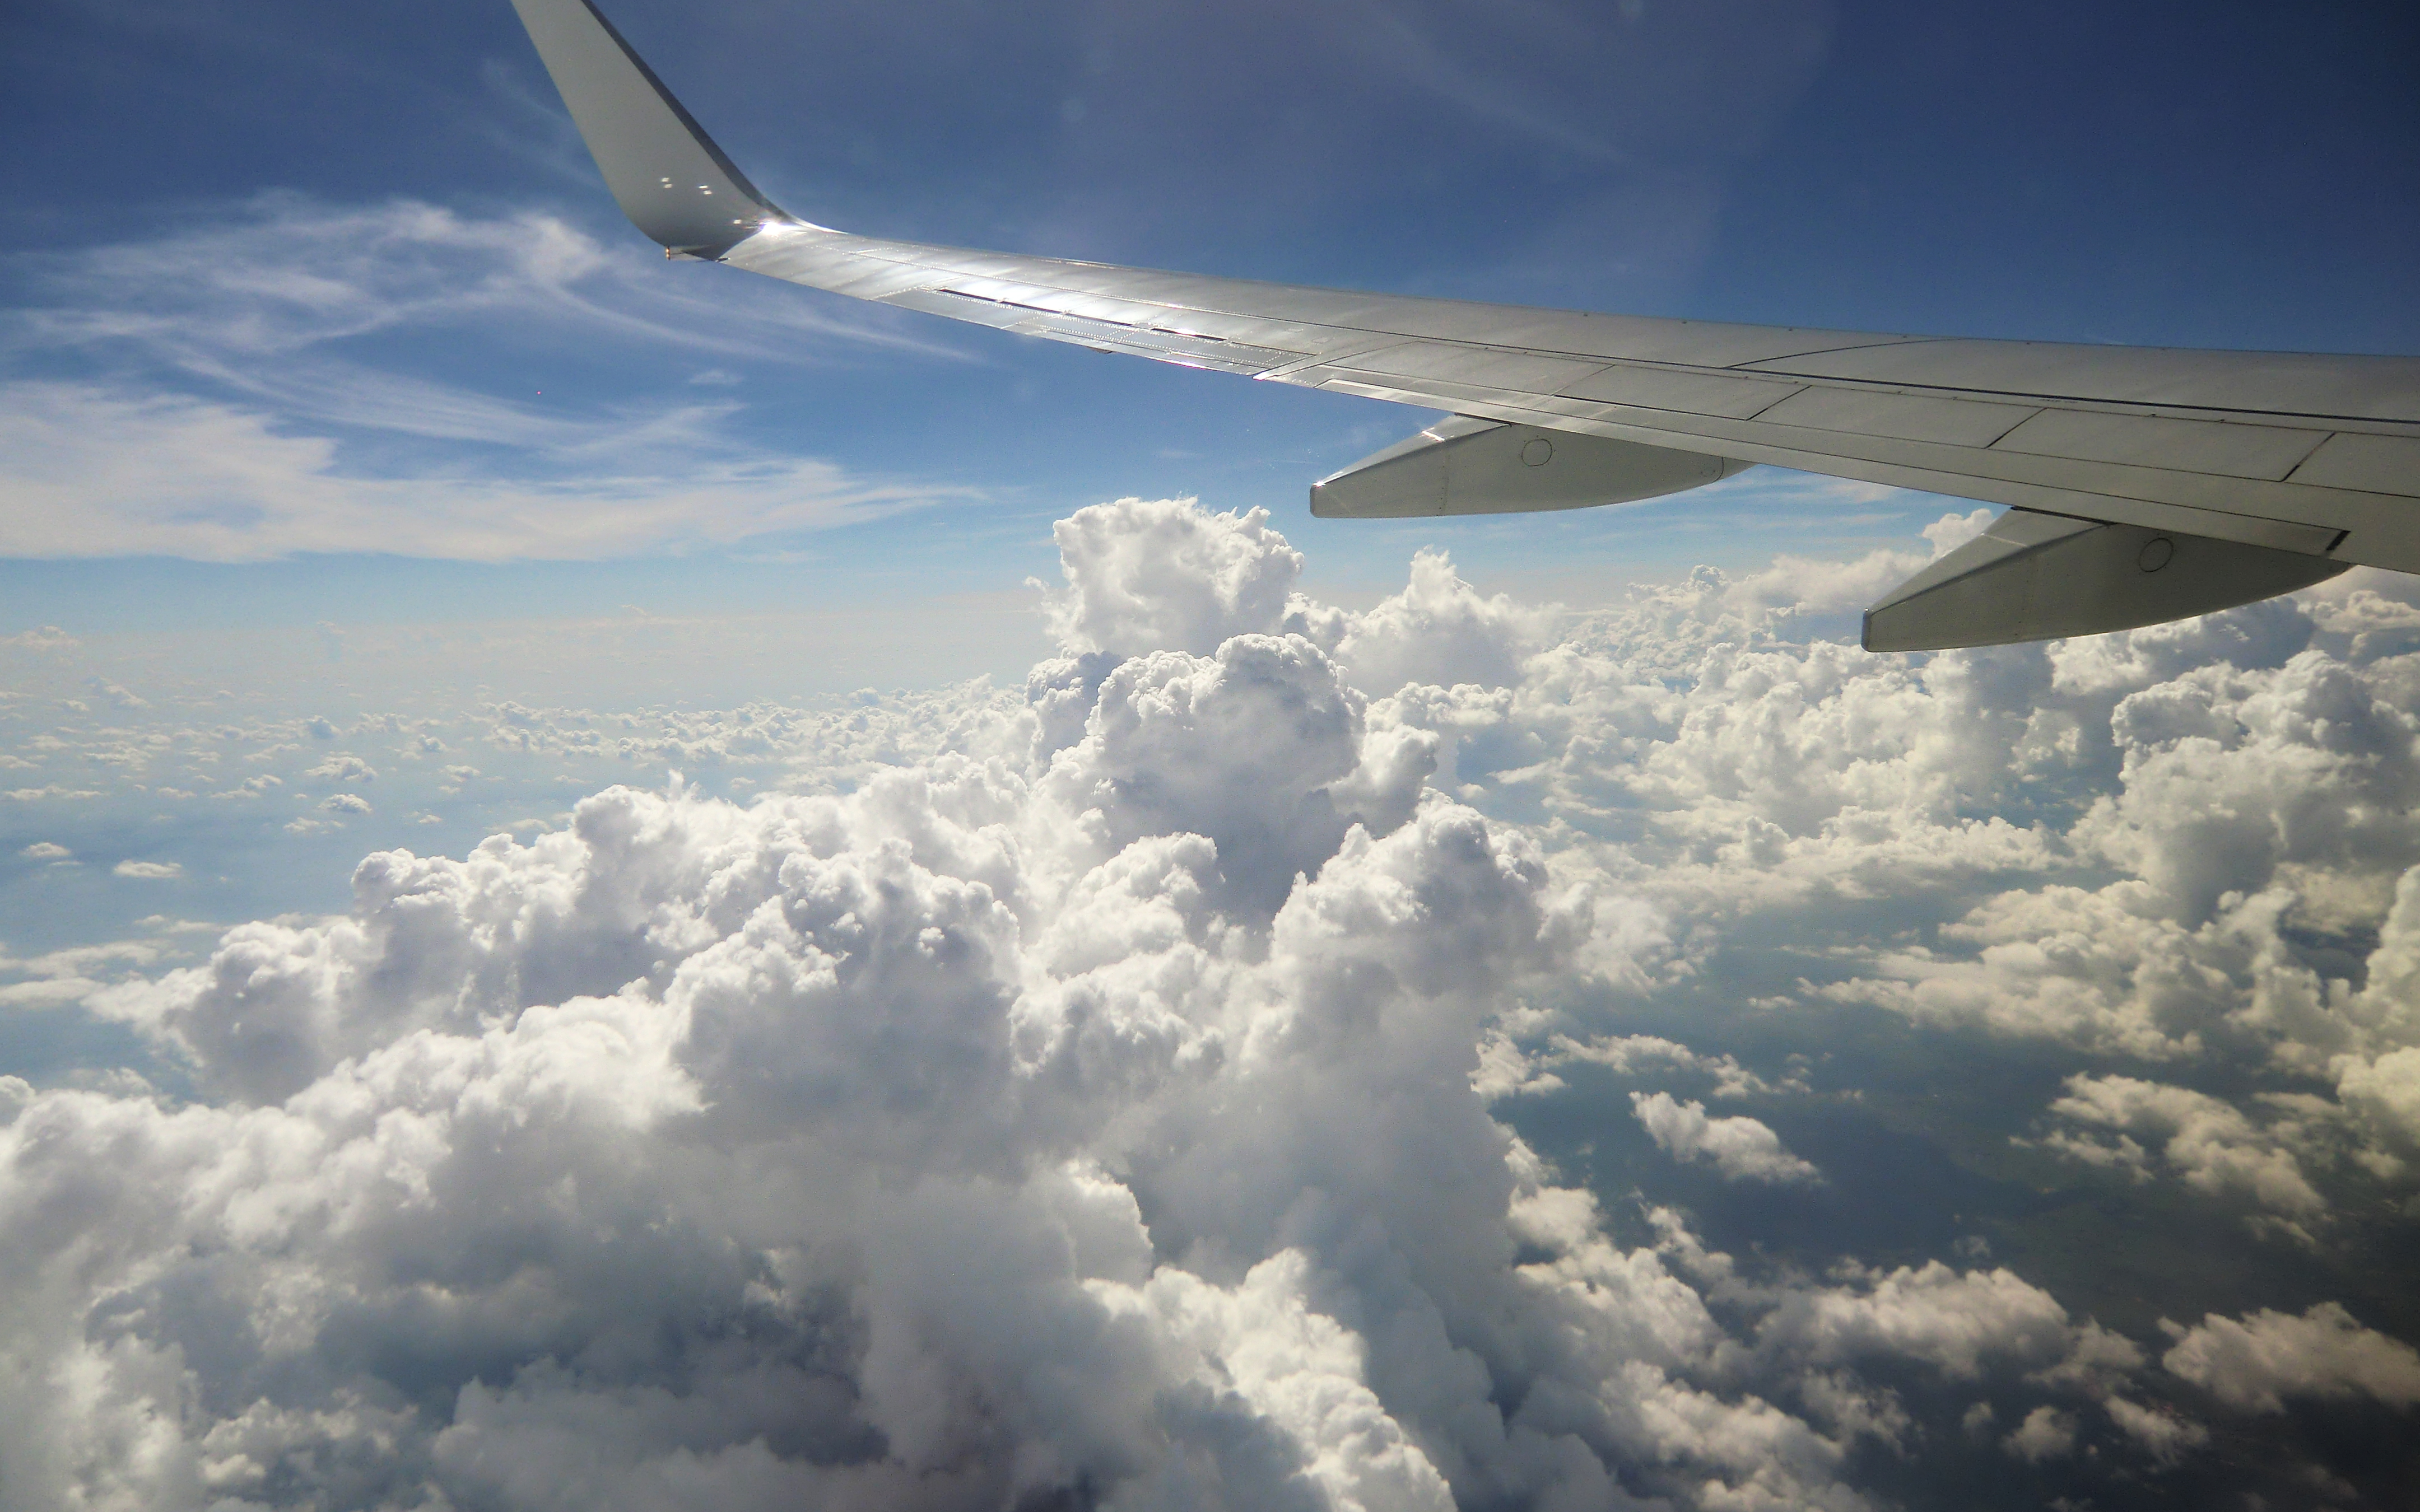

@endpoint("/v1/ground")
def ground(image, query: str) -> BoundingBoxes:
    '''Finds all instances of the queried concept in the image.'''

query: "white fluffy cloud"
[0,503,1816,1510]
[8,497,2419,1506]
[2000,1404,2075,1462]
[1631,1092,1821,1184]
[2032,1074,2329,1220]
[1345,538,2420,1205]
[1335,548,1551,697]
[1532,1032,1804,1099]
[19,764,1586,1506]
[2162,1303,2420,1413]
[1037,496,1315,659]
[1755,1259,2109,1380]
[0,626,79,651]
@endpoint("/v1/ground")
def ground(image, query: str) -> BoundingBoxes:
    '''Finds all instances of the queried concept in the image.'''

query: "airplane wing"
[505,0,2420,650]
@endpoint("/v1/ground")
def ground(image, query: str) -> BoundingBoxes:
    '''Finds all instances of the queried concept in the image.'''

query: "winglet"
[507,0,792,256]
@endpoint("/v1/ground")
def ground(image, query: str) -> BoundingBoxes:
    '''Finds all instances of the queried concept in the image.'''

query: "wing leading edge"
[505,0,2418,648]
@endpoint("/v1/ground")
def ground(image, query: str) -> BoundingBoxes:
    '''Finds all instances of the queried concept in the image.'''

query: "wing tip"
[508,0,792,255]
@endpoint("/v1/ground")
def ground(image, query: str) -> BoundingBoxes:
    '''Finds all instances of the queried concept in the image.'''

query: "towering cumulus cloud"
[7,497,2420,1509]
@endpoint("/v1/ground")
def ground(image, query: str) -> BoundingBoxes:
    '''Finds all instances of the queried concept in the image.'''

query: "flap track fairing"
[1311,417,1752,519]
[1863,509,2350,652]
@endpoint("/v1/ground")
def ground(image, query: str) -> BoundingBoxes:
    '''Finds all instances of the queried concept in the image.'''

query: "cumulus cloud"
[10,497,2420,1506]
[1371,548,2420,1212]
[1542,1033,1803,1098]
[6,501,1664,1508]
[0,625,79,652]
[306,754,379,784]
[27,760,1789,1509]
[82,676,148,710]
[1631,1092,1822,1184]
[2000,1404,2074,1462]
[2162,1303,2420,1413]
[110,860,182,879]
[18,842,69,860]
[1334,548,1550,697]
[1756,1260,2107,1380]
[2032,1073,2329,1221]
[1036,496,1313,659]
[2101,1395,2210,1462]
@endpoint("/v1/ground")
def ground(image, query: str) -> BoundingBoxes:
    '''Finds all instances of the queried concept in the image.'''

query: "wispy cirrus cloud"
[0,196,979,560]
[0,380,963,560]
[14,194,954,371]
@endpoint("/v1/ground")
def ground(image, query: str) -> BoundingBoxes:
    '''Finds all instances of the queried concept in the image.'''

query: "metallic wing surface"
[505,0,2420,649]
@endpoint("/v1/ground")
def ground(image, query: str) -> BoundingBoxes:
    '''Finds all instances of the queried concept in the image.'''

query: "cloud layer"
[6,498,2420,1508]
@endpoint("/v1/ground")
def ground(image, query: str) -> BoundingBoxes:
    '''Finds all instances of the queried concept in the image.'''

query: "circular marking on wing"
[2138,538,2175,573]
[1520,437,1555,468]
